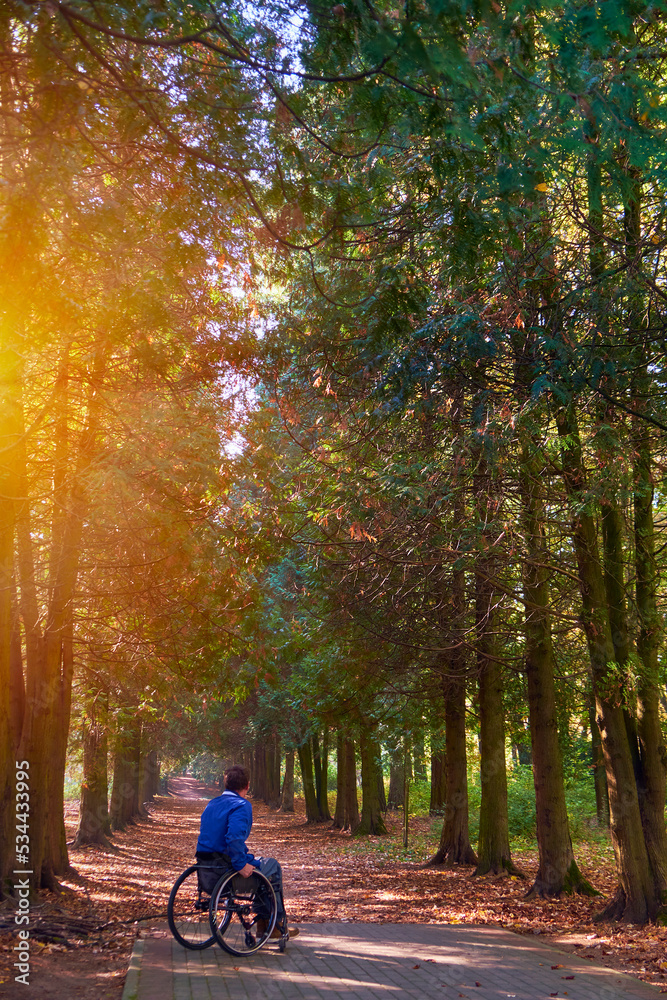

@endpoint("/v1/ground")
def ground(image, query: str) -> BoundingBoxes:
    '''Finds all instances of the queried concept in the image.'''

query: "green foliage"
[64,763,83,803]
[189,754,225,787]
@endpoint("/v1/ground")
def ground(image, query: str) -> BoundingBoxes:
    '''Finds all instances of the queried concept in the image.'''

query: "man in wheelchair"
[196,764,299,939]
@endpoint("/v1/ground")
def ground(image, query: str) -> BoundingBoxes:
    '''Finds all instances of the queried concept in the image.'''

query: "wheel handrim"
[210,872,277,956]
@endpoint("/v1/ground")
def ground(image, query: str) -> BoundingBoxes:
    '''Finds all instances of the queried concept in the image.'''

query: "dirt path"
[167,776,217,799]
[1,789,666,998]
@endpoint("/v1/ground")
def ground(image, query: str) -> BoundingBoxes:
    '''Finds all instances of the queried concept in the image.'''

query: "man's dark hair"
[224,765,250,792]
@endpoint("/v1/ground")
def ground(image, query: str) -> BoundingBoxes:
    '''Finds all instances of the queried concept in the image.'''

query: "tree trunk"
[429,748,446,814]
[355,730,387,836]
[633,395,667,899]
[45,622,76,874]
[412,733,427,782]
[429,559,476,866]
[429,435,477,867]
[388,744,405,810]
[428,672,477,865]
[0,410,17,893]
[476,649,515,876]
[9,582,23,757]
[626,149,667,892]
[74,687,113,849]
[0,179,30,893]
[252,744,267,802]
[623,159,667,897]
[377,765,386,813]
[17,352,104,889]
[266,738,281,808]
[297,740,323,822]
[473,449,517,877]
[110,712,142,831]
[343,736,360,831]
[588,693,609,826]
[475,583,515,876]
[280,750,295,813]
[312,733,322,803]
[520,433,593,897]
[314,731,331,820]
[557,402,658,920]
[332,732,345,827]
[140,749,159,805]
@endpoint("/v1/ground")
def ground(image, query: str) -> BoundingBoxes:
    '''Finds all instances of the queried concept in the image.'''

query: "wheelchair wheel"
[167,865,216,950]
[209,870,277,956]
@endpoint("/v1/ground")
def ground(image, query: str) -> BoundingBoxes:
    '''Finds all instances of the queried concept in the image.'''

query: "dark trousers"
[256,857,286,926]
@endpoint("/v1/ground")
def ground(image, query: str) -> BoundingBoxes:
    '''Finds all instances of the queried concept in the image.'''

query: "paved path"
[122,924,661,1000]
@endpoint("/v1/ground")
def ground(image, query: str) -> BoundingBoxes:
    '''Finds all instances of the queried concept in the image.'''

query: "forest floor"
[2,779,667,998]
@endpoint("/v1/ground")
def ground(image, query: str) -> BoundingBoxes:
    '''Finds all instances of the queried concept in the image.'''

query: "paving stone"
[127,924,662,999]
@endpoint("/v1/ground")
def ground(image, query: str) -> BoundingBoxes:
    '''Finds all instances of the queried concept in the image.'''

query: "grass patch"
[325,765,610,868]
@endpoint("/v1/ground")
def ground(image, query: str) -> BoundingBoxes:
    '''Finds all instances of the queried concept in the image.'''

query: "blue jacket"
[196,791,259,871]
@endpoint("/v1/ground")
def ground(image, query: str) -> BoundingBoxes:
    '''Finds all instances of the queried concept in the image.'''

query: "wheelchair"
[167,861,289,956]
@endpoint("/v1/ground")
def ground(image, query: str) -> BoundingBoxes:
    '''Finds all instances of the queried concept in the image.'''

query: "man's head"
[223,765,250,793]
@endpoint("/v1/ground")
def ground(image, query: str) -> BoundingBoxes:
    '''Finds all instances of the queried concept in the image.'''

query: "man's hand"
[238,863,255,878]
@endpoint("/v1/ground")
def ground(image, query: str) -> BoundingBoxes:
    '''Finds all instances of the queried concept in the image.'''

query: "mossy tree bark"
[626,164,667,906]
[632,374,667,903]
[588,694,609,827]
[557,402,658,921]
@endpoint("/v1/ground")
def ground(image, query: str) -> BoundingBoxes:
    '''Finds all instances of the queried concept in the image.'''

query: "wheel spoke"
[210,871,277,956]
[167,865,218,950]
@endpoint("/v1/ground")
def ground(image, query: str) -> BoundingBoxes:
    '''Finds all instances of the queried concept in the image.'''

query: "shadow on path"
[124,923,662,1000]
